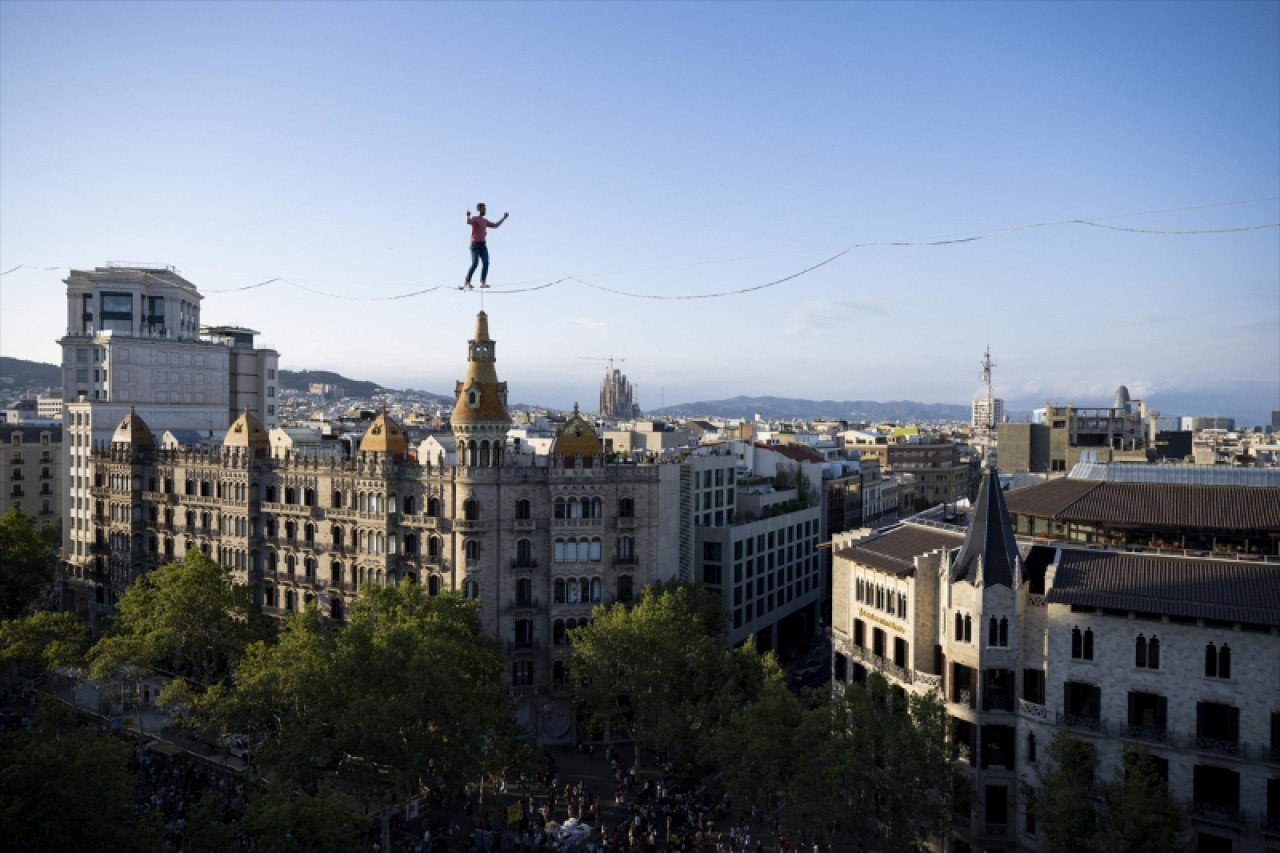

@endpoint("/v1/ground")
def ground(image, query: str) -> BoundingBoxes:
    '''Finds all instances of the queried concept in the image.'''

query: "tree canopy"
[707,673,960,850]
[567,581,755,768]
[1037,729,1185,853]
[0,698,162,853]
[87,550,272,691]
[0,507,59,619]
[197,582,517,850]
[0,610,87,677]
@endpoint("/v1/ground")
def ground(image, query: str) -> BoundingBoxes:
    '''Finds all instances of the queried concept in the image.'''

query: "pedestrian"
[464,203,510,289]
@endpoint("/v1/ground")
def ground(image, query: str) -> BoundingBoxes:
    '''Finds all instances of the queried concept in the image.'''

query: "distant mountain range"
[651,395,971,423]
[0,357,60,388]
[5,356,1267,426]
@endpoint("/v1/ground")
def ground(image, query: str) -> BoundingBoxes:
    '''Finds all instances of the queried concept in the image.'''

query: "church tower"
[451,311,511,467]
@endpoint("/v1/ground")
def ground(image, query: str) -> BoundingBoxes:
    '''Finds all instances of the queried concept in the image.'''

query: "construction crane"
[579,355,626,373]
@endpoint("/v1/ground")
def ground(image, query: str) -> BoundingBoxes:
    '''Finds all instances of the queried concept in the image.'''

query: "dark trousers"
[467,242,490,283]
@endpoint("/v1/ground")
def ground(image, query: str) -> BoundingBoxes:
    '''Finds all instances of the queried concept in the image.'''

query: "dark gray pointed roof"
[951,466,1020,587]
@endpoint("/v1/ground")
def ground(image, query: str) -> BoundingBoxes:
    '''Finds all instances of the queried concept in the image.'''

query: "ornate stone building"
[831,467,1280,853]
[79,311,682,741]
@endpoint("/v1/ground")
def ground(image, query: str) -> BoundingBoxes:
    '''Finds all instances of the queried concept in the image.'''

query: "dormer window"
[468,390,479,407]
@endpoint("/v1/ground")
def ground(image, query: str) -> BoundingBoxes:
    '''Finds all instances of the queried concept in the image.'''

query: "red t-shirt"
[468,216,496,242]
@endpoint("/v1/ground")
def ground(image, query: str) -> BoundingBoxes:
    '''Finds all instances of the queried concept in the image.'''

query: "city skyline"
[1,2,1277,423]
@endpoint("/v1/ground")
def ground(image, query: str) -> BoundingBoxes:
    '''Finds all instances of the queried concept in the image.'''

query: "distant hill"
[279,370,389,398]
[652,395,970,423]
[0,357,61,390]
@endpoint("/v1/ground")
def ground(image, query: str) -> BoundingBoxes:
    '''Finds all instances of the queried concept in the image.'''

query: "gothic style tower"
[451,311,511,467]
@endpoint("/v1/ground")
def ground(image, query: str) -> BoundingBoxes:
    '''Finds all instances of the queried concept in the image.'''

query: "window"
[515,499,531,520]
[988,617,1008,647]
[617,574,633,603]
[464,539,480,560]
[512,661,533,686]
[1071,627,1094,661]
[955,612,964,641]
[964,614,972,643]
[1204,643,1231,679]
[1135,634,1160,669]
[1026,732,1037,764]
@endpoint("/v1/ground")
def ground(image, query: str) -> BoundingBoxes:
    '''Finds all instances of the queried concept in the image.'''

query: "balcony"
[510,558,539,572]
[1124,724,1169,745]
[1192,735,1245,759]
[326,505,359,521]
[454,519,486,533]
[1017,698,1049,721]
[952,688,976,710]
[1187,800,1245,828]
[613,554,638,566]
[983,824,1009,838]
[513,518,536,531]
[510,598,540,613]
[510,684,539,697]
[615,516,636,529]
[914,671,941,689]
[983,694,1014,713]
[1059,712,1105,734]
[507,639,540,654]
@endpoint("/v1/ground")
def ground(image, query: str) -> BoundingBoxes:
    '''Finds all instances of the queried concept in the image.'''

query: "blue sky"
[2,1,1277,423]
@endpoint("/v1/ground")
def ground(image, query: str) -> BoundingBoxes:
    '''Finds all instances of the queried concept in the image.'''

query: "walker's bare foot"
[479,283,489,289]
[464,282,473,289]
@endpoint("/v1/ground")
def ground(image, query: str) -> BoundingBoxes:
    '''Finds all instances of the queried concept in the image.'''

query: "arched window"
[554,539,566,563]
[516,578,532,606]
[1218,643,1231,679]
[1072,627,1083,659]
[1027,733,1037,764]
[465,539,480,560]
[554,498,567,520]
[428,536,441,559]
[285,554,296,576]
[284,589,295,612]
[590,577,602,602]
[304,488,315,507]
[954,612,964,642]
[590,538,602,562]
[1135,635,1147,668]
[404,534,418,556]
[427,497,441,517]
[331,560,343,587]
[402,495,415,515]
[330,597,343,620]
[554,578,566,603]
[553,619,566,646]
[619,497,635,518]
[988,617,999,647]
[1083,628,1094,660]
[999,617,1009,647]
[428,574,441,596]
[516,539,534,567]
[591,497,603,519]
[305,523,315,544]
[512,661,533,686]
[268,551,278,573]
[285,520,296,541]
[305,557,316,579]
[617,574,633,603]
[553,660,566,685]
[568,579,581,603]
[963,614,972,644]
[464,579,479,600]
[1147,636,1159,670]
[464,499,479,521]
[332,490,344,509]
[515,499,531,520]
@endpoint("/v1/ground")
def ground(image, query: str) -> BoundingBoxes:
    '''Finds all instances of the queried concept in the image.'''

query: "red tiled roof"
[755,442,825,464]
[1003,479,1280,532]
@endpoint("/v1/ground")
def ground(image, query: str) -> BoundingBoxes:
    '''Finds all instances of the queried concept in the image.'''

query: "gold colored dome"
[451,311,511,426]
[223,408,270,450]
[111,407,155,448]
[552,404,603,457]
[359,409,408,458]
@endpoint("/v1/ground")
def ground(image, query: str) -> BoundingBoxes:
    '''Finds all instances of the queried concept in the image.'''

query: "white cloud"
[782,299,886,337]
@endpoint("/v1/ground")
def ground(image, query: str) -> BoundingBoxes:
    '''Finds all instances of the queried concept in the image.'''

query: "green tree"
[0,507,59,619]
[1038,732,1185,853]
[88,550,272,693]
[203,583,514,851]
[1098,748,1186,853]
[242,786,366,853]
[0,698,163,852]
[0,610,87,676]
[709,675,960,851]
[1037,729,1101,853]
[568,582,732,768]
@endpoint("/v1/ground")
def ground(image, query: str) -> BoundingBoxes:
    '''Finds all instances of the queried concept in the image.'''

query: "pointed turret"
[551,403,603,463]
[451,311,511,426]
[451,311,510,468]
[950,466,1021,587]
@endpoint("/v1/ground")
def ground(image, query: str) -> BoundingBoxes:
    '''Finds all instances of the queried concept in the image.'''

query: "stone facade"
[831,469,1280,853]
